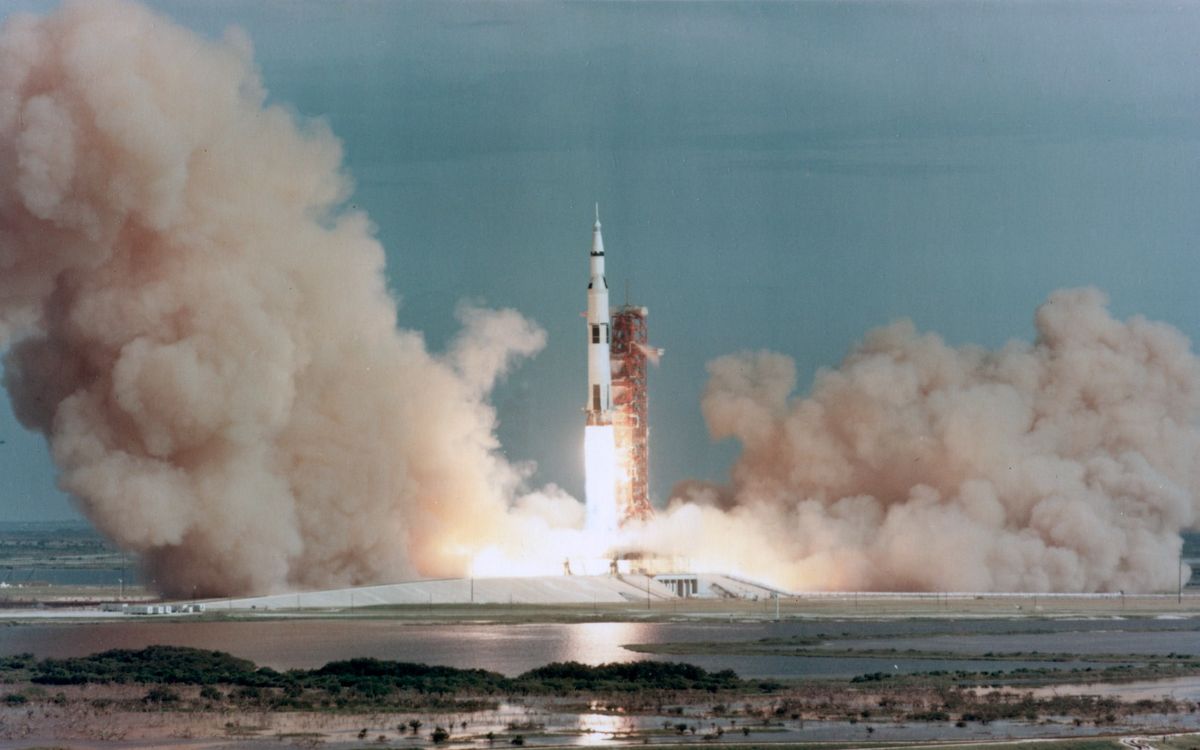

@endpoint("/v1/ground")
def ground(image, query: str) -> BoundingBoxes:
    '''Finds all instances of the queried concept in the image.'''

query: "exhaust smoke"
[0,0,551,596]
[634,288,1199,593]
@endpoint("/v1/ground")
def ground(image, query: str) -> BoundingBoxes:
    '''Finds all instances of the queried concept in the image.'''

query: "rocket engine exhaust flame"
[584,424,619,542]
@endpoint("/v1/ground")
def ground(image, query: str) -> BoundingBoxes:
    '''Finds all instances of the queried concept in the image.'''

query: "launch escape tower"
[611,304,655,524]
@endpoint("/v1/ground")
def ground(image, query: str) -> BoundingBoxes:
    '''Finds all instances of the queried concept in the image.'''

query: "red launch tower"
[610,304,657,524]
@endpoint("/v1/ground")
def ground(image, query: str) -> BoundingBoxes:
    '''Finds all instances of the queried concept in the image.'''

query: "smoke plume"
[638,288,1199,592]
[0,0,550,596]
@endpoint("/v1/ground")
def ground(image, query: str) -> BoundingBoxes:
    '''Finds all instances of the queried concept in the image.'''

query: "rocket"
[585,205,613,426]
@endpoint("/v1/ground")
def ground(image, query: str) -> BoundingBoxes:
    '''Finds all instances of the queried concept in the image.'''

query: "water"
[0,619,1179,678]
[834,628,1200,656]
[326,707,1199,747]
[3,700,1192,750]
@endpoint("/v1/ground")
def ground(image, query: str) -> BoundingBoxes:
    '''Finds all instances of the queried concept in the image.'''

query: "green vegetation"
[0,652,35,682]
[846,660,1200,689]
[1152,735,1200,750]
[143,685,181,704]
[3,644,1197,740]
[0,521,121,565]
[310,658,506,694]
[34,645,258,685]
[520,661,740,692]
[4,645,756,702]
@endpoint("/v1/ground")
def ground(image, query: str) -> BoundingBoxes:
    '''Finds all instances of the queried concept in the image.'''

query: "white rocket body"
[585,215,613,426]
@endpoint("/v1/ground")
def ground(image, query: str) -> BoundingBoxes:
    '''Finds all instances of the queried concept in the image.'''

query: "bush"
[34,646,258,686]
[908,711,950,722]
[0,654,35,672]
[3,693,27,705]
[517,661,741,692]
[143,686,181,704]
[431,726,450,743]
[851,672,893,683]
[16,646,748,709]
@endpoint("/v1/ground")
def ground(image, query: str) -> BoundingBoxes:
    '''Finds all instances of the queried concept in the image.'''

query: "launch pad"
[187,572,787,611]
[170,578,1198,615]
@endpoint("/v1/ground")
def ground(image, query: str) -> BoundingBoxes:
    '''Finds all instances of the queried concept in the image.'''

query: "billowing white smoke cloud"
[0,0,556,596]
[637,288,1199,592]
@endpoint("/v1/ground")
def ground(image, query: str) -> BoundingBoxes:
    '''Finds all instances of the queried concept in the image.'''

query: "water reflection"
[575,713,638,744]
[562,622,651,664]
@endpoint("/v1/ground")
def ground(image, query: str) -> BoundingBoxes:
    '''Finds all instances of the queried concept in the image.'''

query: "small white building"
[652,573,790,600]
[655,574,699,597]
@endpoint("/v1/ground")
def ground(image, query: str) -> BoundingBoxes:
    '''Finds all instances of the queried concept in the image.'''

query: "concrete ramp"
[199,574,672,611]
[700,573,790,599]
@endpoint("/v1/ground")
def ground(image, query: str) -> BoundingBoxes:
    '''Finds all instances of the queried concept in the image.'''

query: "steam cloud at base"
[0,0,551,596]
[634,288,1199,593]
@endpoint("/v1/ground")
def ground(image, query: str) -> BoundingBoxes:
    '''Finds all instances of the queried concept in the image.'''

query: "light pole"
[1179,550,1184,605]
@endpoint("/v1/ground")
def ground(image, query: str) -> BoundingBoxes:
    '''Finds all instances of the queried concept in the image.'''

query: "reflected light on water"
[575,713,638,744]
[562,621,651,664]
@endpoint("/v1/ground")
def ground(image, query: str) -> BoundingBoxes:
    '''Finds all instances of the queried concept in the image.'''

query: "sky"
[1,0,1198,522]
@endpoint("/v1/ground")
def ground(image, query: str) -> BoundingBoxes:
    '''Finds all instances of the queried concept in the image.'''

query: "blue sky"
[2,0,1199,520]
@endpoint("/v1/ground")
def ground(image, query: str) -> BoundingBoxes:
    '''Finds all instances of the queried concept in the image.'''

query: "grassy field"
[0,521,125,570]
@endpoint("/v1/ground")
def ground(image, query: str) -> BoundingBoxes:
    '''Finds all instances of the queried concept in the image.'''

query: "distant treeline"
[3,646,748,695]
